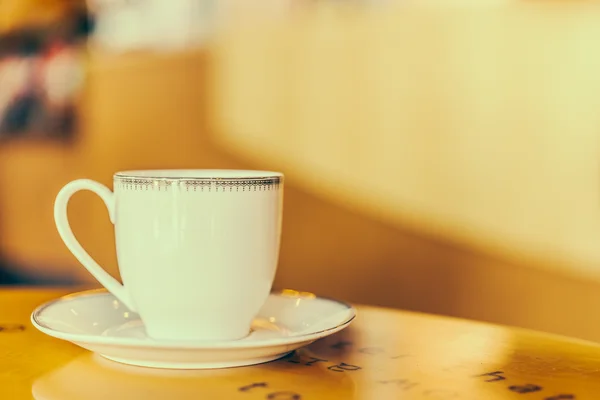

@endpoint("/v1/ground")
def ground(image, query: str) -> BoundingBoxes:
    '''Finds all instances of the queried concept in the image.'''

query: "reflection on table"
[9,288,599,400]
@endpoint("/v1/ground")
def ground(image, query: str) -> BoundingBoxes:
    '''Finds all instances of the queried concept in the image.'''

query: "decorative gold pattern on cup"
[114,177,281,192]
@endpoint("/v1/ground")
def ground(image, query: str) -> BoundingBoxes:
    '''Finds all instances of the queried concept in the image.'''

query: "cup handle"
[54,179,136,311]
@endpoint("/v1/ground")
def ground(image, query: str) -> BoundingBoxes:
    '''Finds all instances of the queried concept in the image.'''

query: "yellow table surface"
[1,287,599,399]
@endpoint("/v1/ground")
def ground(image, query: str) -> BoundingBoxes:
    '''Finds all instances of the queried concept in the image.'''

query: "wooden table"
[2,288,599,399]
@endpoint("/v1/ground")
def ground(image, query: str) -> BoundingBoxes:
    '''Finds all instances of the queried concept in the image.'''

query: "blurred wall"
[207,4,600,341]
[211,3,600,281]
[1,3,600,343]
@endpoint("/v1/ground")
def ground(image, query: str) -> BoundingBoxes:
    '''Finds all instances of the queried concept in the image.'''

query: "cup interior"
[114,169,283,180]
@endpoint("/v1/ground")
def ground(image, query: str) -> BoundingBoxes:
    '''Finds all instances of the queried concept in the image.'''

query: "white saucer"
[31,289,355,369]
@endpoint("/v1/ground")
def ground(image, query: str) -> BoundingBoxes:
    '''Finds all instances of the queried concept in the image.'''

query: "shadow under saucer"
[32,350,356,400]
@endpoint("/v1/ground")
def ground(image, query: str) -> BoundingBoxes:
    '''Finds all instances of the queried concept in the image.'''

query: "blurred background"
[1,0,600,342]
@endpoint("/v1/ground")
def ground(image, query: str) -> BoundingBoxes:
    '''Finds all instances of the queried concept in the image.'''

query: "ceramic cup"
[54,169,284,341]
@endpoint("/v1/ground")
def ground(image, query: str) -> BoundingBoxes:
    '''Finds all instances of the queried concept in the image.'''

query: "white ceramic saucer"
[31,289,355,369]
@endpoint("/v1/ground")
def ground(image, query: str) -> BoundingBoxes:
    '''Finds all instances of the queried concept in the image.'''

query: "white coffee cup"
[54,169,283,341]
